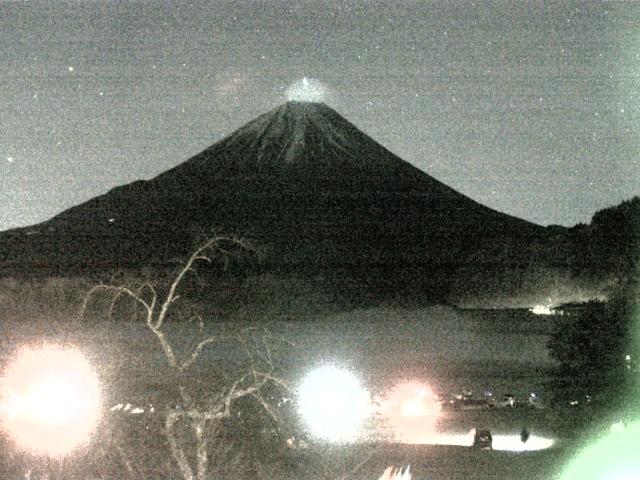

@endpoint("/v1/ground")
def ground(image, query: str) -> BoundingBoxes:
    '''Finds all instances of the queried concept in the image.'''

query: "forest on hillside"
[449,197,639,307]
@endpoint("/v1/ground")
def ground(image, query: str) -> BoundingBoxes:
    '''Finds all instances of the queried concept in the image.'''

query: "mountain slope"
[0,102,547,300]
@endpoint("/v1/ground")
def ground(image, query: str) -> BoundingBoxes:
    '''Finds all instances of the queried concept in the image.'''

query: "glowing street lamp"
[297,364,371,442]
[378,381,441,444]
[0,344,102,457]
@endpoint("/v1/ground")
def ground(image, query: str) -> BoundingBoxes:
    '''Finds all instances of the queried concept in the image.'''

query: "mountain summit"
[208,101,424,170]
[0,101,546,300]
[156,101,463,198]
[221,101,373,165]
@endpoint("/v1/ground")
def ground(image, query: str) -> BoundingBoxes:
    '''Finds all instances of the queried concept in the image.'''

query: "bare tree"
[80,235,288,480]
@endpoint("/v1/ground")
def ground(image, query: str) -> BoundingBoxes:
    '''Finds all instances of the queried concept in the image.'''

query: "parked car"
[472,429,493,449]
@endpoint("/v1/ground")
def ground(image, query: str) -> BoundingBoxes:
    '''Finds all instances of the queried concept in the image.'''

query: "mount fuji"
[0,102,550,300]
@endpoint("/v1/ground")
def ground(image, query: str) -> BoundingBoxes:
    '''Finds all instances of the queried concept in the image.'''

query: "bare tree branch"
[113,440,138,479]
[148,324,179,369]
[80,284,153,323]
[107,288,129,319]
[155,235,232,330]
[194,417,208,480]
[251,392,279,424]
[82,234,279,480]
[179,336,220,371]
[166,410,194,480]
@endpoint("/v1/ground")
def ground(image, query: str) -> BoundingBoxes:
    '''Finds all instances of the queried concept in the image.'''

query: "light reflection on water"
[399,432,555,451]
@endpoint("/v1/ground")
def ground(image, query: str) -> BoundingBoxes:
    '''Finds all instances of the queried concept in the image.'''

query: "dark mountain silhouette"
[1,102,552,301]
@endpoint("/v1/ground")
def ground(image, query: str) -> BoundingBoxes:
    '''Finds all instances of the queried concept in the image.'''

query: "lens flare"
[297,364,371,442]
[559,421,640,480]
[379,381,441,443]
[0,345,102,457]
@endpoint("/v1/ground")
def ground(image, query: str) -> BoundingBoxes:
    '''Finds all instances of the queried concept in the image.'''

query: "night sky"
[1,1,638,231]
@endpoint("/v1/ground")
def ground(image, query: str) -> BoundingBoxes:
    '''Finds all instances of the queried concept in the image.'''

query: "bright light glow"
[0,345,101,457]
[610,421,625,433]
[529,305,556,315]
[491,434,555,451]
[297,365,371,442]
[285,77,328,102]
[559,421,640,480]
[530,305,555,315]
[394,429,555,451]
[379,381,441,443]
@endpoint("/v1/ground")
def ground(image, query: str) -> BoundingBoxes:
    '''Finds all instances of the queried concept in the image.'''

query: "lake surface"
[0,304,559,403]
[0,306,598,479]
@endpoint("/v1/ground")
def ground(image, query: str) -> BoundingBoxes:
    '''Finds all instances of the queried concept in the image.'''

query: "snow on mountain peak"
[226,101,354,164]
